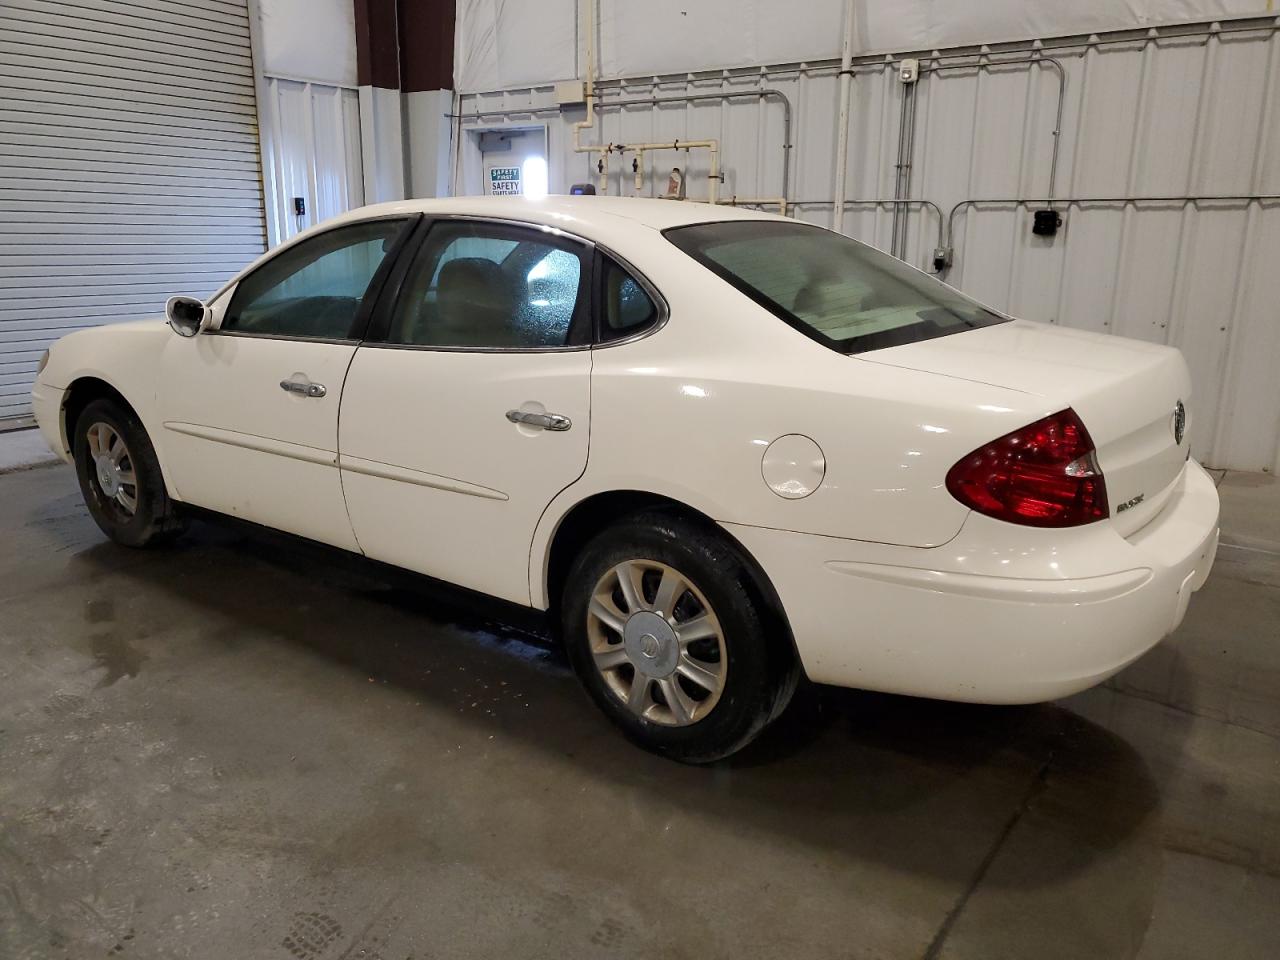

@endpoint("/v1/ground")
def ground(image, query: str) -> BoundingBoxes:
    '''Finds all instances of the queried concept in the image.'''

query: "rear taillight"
[946,408,1108,528]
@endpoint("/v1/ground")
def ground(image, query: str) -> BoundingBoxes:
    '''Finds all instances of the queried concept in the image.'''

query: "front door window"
[223,219,408,340]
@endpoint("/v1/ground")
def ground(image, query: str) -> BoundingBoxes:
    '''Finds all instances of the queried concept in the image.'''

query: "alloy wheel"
[585,559,727,726]
[86,421,138,516]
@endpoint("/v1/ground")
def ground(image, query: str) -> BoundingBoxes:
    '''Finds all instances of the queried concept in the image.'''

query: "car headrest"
[435,257,518,346]
[438,257,506,304]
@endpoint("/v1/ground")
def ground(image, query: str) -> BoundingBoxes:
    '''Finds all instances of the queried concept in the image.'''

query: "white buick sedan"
[32,196,1220,762]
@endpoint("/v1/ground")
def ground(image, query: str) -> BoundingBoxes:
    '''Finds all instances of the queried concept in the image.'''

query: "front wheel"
[561,512,797,763]
[73,397,184,548]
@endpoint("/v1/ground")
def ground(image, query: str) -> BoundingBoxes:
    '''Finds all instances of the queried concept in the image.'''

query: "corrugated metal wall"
[0,0,268,421]
[259,76,364,247]
[457,15,1280,473]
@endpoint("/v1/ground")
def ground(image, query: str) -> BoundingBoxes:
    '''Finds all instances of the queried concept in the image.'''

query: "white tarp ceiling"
[258,0,359,87]
[455,0,1272,92]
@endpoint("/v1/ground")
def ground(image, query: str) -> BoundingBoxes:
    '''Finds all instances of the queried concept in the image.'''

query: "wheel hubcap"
[623,611,679,678]
[585,559,727,727]
[86,422,138,516]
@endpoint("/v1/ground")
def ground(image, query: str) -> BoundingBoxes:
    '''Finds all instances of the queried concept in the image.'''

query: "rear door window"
[386,220,589,349]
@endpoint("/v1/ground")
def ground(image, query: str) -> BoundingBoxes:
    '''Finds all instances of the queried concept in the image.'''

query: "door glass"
[388,221,587,348]
[600,258,659,341]
[223,219,407,340]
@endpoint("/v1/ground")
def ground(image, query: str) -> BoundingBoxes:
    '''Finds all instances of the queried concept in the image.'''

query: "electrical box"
[899,58,919,84]
[1033,209,1063,237]
[555,80,587,105]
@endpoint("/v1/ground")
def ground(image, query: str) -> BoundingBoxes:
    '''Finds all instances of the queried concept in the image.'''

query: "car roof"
[214,196,795,305]
[328,195,791,237]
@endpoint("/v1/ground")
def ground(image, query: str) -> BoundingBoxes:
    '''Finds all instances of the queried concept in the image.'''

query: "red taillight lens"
[946,408,1108,528]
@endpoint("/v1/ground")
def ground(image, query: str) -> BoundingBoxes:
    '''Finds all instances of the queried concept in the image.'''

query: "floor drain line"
[922,752,1055,960]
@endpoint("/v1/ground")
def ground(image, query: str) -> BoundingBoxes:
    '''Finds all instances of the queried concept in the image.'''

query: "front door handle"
[280,379,326,398]
[506,409,572,432]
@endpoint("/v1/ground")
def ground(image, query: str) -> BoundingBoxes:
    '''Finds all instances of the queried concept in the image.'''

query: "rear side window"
[386,220,589,349]
[599,257,658,342]
[665,220,1006,354]
[224,219,406,339]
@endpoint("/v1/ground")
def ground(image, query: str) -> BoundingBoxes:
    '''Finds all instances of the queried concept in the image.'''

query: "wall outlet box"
[555,80,586,105]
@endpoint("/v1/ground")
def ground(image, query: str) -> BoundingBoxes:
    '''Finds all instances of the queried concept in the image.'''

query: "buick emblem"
[1173,400,1186,445]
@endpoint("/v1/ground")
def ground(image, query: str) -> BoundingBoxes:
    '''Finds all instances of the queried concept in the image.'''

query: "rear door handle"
[280,379,326,398]
[506,409,572,432]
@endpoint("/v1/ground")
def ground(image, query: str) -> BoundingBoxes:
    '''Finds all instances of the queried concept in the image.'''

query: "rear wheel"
[561,512,797,763]
[73,398,183,548]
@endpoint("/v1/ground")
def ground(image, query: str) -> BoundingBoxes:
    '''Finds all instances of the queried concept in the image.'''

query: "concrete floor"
[1,460,1277,960]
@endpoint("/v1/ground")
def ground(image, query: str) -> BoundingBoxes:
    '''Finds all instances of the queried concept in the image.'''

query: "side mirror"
[166,296,207,337]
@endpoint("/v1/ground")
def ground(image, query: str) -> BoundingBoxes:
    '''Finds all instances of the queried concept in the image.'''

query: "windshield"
[664,220,1007,354]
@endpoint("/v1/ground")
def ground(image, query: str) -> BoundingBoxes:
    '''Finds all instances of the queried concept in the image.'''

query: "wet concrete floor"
[1,464,1277,959]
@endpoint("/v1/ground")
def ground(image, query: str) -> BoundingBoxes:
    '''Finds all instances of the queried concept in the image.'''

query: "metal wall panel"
[260,77,363,247]
[0,0,267,420]
[457,15,1280,472]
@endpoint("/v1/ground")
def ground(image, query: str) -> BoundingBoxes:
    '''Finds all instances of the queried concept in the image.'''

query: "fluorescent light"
[522,157,548,199]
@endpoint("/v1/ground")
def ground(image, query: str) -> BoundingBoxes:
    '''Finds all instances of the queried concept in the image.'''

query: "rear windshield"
[665,220,1007,354]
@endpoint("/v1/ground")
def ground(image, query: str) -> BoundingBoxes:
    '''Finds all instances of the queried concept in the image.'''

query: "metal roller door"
[0,0,267,421]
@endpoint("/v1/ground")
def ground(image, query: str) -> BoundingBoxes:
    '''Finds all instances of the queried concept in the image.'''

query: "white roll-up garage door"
[0,0,267,421]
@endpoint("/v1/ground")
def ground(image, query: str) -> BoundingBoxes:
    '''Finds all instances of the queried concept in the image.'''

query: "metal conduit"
[889,78,920,259]
[879,55,1066,262]
[842,18,1276,254]
[732,198,947,255]
[452,15,1279,104]
[921,56,1068,207]
[450,16,1277,267]
[947,194,1280,258]
[741,195,1280,275]
[447,107,561,119]
[868,23,1279,271]
[822,16,1276,80]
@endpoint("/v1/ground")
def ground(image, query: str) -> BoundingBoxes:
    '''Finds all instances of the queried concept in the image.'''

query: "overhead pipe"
[716,196,789,215]
[593,88,794,201]
[831,0,857,234]
[569,0,721,201]
[585,139,721,201]
[571,0,598,173]
[453,89,791,205]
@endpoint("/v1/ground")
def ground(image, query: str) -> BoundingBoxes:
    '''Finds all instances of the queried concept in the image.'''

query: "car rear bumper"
[724,459,1220,704]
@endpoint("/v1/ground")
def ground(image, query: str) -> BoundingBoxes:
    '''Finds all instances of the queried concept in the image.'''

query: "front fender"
[39,318,175,488]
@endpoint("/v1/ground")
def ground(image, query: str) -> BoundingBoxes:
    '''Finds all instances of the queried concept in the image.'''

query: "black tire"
[72,397,184,548]
[561,511,798,764]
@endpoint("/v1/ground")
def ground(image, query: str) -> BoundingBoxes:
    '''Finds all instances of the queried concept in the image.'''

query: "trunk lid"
[862,320,1192,536]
